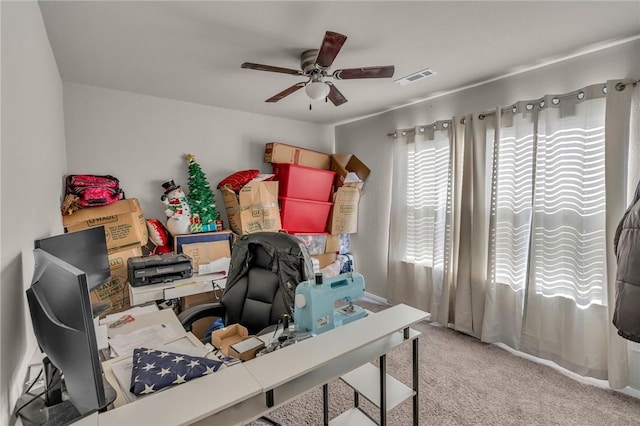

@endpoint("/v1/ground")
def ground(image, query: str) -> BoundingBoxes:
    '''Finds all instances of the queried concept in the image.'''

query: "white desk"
[94,304,429,426]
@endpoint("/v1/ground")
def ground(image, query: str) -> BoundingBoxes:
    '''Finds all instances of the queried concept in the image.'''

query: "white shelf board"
[329,408,377,426]
[340,363,414,411]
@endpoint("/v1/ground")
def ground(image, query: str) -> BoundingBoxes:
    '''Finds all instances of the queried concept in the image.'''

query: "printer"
[128,253,193,287]
[294,272,366,335]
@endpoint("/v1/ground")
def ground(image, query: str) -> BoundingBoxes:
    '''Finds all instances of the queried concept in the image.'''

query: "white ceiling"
[38,1,640,126]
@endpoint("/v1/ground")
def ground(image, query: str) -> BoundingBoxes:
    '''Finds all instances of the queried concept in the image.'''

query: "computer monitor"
[24,249,114,424]
[34,226,110,291]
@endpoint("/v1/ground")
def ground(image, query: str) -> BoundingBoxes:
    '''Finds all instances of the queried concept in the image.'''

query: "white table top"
[98,365,262,426]
[244,303,429,390]
[94,303,430,426]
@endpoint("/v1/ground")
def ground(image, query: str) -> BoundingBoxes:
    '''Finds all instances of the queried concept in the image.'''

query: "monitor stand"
[15,360,116,426]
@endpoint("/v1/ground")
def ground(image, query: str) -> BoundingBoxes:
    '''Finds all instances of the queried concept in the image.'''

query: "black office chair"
[178,232,314,426]
[179,231,315,338]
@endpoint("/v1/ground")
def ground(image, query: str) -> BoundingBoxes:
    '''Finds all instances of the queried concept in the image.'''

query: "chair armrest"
[178,302,225,335]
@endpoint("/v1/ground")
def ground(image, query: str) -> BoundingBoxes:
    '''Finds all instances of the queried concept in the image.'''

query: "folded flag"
[130,347,223,395]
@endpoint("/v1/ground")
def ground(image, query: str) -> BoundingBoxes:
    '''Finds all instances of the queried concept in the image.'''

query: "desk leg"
[413,337,419,426]
[323,384,329,426]
[266,389,274,408]
[379,354,387,426]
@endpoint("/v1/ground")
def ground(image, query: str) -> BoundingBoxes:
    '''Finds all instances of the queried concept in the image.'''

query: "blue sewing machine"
[294,272,366,335]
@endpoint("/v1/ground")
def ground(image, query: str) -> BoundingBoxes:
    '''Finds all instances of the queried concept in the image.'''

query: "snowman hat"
[161,179,181,194]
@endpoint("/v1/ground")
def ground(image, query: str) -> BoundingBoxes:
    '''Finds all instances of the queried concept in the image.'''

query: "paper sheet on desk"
[100,304,159,326]
[108,324,184,357]
[198,257,230,275]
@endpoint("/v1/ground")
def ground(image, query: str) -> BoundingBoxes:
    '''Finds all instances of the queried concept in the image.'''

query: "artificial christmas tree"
[185,153,221,233]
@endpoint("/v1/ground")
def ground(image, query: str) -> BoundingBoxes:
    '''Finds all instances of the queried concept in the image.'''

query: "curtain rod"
[386,78,639,138]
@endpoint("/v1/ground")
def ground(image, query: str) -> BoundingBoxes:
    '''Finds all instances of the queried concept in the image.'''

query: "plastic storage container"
[273,164,335,202]
[291,233,328,255]
[279,197,332,233]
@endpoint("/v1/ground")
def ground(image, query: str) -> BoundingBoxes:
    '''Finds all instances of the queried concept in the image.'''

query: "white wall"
[0,2,67,424]
[335,39,640,385]
[62,83,334,224]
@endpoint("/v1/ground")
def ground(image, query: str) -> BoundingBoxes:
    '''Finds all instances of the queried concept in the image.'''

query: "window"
[404,124,451,268]
[490,95,607,307]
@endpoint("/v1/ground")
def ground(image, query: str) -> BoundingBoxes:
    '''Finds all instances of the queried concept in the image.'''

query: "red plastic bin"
[273,164,335,202]
[279,197,332,233]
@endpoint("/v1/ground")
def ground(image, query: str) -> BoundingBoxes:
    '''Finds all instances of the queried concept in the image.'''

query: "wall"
[62,83,334,224]
[335,39,640,385]
[0,2,67,424]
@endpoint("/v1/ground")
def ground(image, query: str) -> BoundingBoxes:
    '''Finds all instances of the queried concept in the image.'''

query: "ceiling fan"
[241,31,395,108]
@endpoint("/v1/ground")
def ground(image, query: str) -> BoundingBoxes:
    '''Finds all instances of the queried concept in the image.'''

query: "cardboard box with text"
[328,187,361,234]
[264,142,331,170]
[63,199,148,252]
[221,181,282,235]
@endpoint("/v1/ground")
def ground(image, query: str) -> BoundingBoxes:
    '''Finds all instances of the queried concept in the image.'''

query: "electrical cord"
[23,368,44,396]
[14,373,63,417]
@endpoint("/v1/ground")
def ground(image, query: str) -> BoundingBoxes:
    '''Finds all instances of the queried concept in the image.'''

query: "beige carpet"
[251,301,640,425]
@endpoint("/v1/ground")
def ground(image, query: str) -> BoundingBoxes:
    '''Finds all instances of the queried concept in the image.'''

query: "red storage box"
[273,164,335,202]
[279,197,332,233]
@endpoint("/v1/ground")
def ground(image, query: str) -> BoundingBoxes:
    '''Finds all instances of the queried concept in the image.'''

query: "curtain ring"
[479,114,485,120]
[615,82,626,91]
[460,117,466,124]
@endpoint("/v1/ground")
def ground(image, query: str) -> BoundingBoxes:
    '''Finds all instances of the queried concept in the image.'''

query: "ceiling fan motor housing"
[301,49,321,75]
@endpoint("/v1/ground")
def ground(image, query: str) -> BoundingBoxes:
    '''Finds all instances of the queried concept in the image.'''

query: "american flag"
[130,347,223,395]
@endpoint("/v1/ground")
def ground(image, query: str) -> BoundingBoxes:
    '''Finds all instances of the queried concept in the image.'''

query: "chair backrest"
[221,232,314,335]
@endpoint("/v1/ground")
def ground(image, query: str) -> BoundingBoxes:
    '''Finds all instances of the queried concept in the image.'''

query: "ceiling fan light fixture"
[305,81,330,101]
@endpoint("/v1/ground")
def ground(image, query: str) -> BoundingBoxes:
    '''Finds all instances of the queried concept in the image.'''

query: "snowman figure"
[160,179,192,236]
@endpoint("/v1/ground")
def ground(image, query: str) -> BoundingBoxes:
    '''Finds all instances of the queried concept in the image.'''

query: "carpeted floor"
[251,301,640,425]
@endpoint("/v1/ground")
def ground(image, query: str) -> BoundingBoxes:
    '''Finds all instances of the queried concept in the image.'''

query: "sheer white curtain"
[388,122,453,325]
[480,81,636,384]
[390,80,638,387]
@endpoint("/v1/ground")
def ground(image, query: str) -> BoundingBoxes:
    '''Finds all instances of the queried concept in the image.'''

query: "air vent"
[394,68,437,86]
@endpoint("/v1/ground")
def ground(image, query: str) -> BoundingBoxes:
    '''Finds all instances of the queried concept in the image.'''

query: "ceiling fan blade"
[265,82,305,103]
[332,65,395,80]
[327,83,348,106]
[241,62,302,76]
[315,31,347,69]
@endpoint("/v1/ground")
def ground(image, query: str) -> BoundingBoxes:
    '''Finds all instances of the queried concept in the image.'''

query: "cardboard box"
[221,181,282,235]
[90,246,142,314]
[228,336,265,361]
[264,142,331,170]
[62,199,148,252]
[325,234,340,253]
[181,240,231,271]
[212,324,249,356]
[328,187,361,234]
[181,289,224,340]
[312,252,338,269]
[331,154,371,189]
[173,230,234,254]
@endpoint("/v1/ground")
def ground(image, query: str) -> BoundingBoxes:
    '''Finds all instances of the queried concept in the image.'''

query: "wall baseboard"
[362,291,389,305]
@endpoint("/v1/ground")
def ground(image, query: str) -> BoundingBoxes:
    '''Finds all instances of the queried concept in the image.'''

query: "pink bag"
[65,174,124,207]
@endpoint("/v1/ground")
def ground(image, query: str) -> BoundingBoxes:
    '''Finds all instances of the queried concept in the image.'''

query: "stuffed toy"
[146,218,172,254]
[160,179,192,236]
